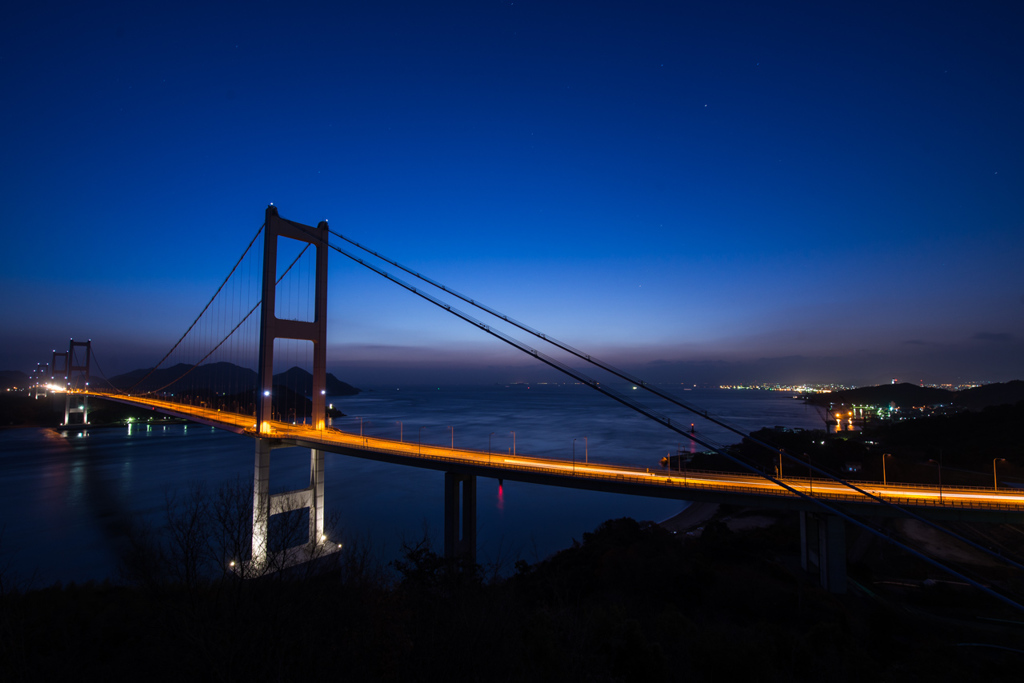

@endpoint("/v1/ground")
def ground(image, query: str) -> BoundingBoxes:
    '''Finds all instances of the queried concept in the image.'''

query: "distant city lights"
[718,383,854,393]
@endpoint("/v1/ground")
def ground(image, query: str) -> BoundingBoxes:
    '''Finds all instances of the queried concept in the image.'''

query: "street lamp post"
[928,458,943,504]
[448,425,454,449]
[806,453,812,494]
[573,438,576,475]
[511,431,516,456]
[994,458,1006,490]
[396,421,403,442]
[882,453,891,486]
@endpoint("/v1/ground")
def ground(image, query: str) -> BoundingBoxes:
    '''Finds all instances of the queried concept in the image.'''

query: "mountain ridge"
[806,380,1024,410]
[89,362,359,397]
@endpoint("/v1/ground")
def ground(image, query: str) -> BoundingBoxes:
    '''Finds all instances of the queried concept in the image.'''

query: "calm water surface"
[0,386,823,585]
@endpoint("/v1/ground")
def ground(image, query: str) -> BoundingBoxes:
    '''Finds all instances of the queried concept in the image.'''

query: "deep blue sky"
[3,1,1022,387]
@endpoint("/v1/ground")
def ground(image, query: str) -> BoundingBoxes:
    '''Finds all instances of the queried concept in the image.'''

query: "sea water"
[0,386,824,585]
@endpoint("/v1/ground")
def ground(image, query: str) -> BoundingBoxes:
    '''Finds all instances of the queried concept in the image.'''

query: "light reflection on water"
[0,387,822,585]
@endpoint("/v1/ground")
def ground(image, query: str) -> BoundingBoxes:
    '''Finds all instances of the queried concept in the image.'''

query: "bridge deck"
[87,391,1024,521]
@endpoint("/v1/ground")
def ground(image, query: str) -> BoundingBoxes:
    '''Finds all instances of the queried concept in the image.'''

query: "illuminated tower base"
[251,440,326,568]
[250,205,332,567]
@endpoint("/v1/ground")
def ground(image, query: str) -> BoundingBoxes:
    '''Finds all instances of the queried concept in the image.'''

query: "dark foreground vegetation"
[3,507,1023,681]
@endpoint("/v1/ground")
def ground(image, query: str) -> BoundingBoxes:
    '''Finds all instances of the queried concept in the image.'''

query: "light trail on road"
[84,391,1024,513]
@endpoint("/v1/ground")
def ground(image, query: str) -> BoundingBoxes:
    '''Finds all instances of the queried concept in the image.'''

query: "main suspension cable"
[126,223,266,393]
[326,227,1024,575]
[129,242,309,396]
[328,228,787,449]
[320,234,1024,613]
[89,346,112,391]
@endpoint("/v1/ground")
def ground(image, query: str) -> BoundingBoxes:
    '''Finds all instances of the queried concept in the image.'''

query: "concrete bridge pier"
[800,512,847,594]
[251,439,326,568]
[444,472,477,563]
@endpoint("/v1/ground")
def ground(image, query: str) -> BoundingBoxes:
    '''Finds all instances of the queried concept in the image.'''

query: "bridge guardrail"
[287,427,1024,513]
[87,394,1024,513]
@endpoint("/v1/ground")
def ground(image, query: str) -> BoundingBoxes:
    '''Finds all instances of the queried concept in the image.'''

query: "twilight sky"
[2,1,1022,387]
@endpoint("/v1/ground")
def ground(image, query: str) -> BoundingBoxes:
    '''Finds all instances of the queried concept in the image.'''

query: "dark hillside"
[97,361,257,393]
[809,383,953,409]
[96,362,358,396]
[0,370,30,390]
[274,366,360,396]
[863,400,1024,470]
[3,515,1022,681]
[954,380,1024,410]
[808,381,1024,412]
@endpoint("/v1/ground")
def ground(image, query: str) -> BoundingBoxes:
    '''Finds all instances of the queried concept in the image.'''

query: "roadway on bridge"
[84,391,1024,516]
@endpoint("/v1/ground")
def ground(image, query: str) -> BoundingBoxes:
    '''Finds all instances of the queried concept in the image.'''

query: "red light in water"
[497,482,504,511]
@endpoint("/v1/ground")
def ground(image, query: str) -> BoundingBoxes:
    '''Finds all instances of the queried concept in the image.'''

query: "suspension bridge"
[40,206,1024,606]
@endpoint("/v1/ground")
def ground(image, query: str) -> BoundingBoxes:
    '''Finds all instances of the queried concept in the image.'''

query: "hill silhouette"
[807,380,1024,411]
[954,379,1024,410]
[272,366,360,397]
[0,370,30,390]
[809,382,952,409]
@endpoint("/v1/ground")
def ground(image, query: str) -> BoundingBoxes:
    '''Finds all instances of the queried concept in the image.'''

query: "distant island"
[92,361,360,397]
[0,370,30,390]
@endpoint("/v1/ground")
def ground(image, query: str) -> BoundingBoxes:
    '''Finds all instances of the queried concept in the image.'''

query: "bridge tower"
[251,205,331,567]
[59,339,91,425]
[31,363,50,398]
[51,350,68,385]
